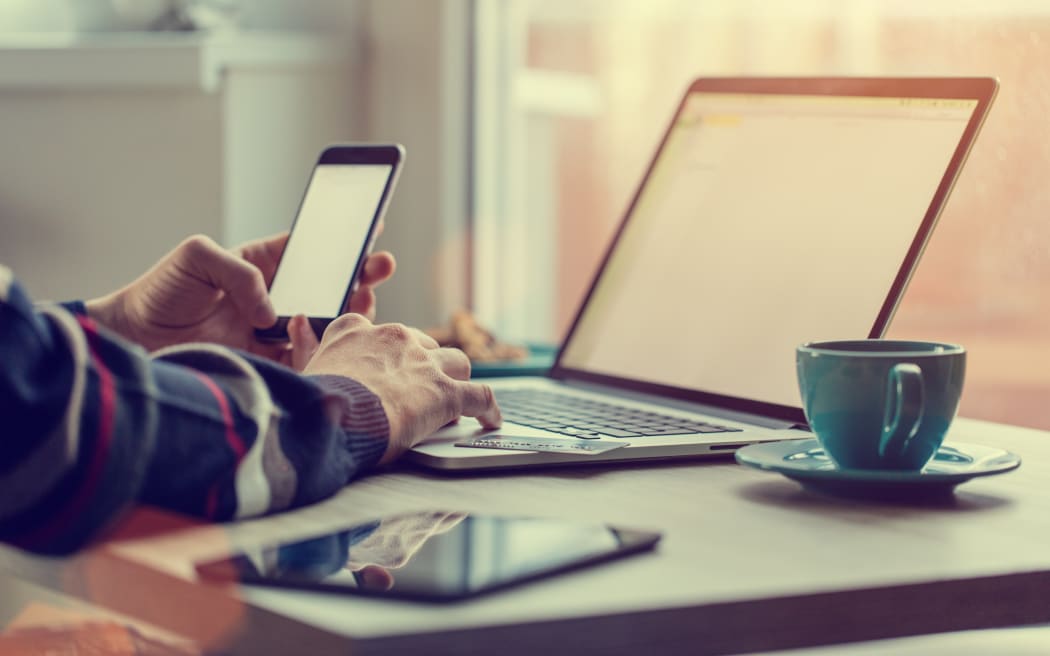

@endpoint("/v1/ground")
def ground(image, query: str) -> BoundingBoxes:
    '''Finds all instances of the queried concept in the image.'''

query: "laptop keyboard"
[494,388,743,439]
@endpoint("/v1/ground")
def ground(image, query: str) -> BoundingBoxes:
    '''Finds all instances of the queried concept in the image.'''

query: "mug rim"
[798,339,965,356]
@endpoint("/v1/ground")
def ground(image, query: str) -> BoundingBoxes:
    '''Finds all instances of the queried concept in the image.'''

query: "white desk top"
[93,416,1050,653]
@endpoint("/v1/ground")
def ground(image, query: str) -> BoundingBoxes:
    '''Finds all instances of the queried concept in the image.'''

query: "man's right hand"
[300,314,502,464]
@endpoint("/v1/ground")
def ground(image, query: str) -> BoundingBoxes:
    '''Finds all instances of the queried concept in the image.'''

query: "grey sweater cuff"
[309,374,390,468]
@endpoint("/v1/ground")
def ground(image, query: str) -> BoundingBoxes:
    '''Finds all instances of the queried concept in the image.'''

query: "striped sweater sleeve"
[0,265,389,556]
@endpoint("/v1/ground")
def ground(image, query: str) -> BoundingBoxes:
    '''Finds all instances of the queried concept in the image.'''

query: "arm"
[0,265,388,556]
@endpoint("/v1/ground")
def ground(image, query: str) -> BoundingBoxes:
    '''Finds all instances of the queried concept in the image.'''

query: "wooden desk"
[5,417,1050,654]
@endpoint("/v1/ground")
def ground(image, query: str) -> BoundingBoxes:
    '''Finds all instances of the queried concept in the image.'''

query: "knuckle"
[180,234,217,257]
[457,350,473,379]
[327,312,368,335]
[243,266,266,290]
[378,323,411,343]
[320,320,340,342]
[408,345,430,363]
[445,348,472,379]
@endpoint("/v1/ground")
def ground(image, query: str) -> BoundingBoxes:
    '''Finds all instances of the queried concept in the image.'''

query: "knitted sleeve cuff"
[308,374,390,468]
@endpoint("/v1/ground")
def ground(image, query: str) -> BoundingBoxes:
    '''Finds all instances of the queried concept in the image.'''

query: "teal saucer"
[735,439,1021,501]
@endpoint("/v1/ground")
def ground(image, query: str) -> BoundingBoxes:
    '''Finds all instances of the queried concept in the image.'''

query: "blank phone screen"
[268,164,393,318]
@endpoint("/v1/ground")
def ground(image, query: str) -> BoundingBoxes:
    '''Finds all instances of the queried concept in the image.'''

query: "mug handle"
[878,363,925,460]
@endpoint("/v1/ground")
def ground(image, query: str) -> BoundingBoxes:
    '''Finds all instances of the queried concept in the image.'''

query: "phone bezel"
[254,143,405,342]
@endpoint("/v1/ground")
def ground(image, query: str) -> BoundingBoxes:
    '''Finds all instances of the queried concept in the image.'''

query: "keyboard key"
[555,428,603,439]
[637,427,696,436]
[596,428,642,438]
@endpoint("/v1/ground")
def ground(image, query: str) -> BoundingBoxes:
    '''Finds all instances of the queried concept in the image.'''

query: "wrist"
[84,290,134,341]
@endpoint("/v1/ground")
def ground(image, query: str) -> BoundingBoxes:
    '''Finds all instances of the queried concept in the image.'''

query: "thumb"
[289,314,320,371]
[183,236,276,328]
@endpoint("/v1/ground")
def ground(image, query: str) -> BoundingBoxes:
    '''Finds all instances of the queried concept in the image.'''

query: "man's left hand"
[85,233,396,370]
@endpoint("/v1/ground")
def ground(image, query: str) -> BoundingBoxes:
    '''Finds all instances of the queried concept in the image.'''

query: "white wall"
[0,88,222,300]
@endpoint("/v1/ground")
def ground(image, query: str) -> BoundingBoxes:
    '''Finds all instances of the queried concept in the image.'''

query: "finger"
[238,232,289,286]
[357,251,396,287]
[345,252,397,318]
[356,565,395,591]
[257,340,292,362]
[289,314,320,371]
[184,236,276,328]
[431,347,471,381]
[347,287,377,320]
[457,381,502,429]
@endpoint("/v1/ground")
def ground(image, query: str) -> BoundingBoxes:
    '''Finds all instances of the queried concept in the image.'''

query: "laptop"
[409,76,998,472]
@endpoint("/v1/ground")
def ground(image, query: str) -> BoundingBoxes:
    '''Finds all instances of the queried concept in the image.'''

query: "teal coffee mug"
[796,340,966,471]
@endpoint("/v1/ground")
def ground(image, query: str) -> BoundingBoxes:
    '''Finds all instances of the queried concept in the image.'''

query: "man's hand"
[85,233,396,369]
[302,314,502,464]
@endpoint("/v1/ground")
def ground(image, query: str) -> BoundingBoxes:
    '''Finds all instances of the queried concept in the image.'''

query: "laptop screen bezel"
[548,76,998,427]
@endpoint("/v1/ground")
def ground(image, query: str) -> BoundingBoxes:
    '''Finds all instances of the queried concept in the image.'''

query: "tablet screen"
[195,511,661,602]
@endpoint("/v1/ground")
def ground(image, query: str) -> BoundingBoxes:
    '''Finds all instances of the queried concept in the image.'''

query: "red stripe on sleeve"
[16,316,116,548]
[192,371,247,519]
[192,371,247,459]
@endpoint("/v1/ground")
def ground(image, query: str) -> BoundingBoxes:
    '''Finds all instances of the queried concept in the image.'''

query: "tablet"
[195,510,661,602]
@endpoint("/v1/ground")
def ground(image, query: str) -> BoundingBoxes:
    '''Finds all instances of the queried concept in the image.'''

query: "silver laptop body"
[409,76,997,472]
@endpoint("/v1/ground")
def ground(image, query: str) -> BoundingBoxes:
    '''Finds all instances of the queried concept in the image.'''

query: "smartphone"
[255,144,405,342]
[195,510,662,602]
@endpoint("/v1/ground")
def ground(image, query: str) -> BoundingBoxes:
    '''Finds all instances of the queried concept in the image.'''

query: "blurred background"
[1,0,1048,429]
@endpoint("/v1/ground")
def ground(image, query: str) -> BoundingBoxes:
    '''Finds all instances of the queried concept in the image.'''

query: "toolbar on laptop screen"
[560,91,977,408]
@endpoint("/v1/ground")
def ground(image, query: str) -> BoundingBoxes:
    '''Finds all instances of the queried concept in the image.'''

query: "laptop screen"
[557,79,993,421]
